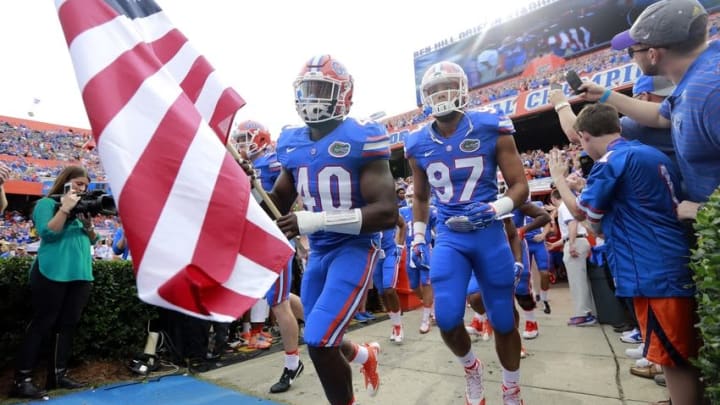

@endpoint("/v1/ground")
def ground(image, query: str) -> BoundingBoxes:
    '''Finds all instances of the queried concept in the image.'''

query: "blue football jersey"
[577,138,693,298]
[276,118,390,251]
[253,151,282,192]
[398,205,438,247]
[404,108,514,223]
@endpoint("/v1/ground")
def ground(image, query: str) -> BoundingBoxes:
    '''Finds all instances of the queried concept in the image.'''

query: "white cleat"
[464,359,485,405]
[390,325,404,344]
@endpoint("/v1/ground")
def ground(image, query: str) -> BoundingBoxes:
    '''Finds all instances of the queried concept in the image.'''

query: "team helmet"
[294,55,354,124]
[420,61,468,117]
[231,120,271,159]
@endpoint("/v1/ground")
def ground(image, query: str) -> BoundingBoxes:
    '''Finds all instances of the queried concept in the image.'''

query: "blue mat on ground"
[34,375,281,405]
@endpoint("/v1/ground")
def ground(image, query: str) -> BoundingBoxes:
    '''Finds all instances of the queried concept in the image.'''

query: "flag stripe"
[58,0,116,47]
[120,95,202,266]
[179,56,214,104]
[58,0,290,322]
[83,41,166,137]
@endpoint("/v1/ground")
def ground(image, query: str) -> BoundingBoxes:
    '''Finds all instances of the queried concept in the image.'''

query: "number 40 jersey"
[276,118,391,251]
[404,109,515,217]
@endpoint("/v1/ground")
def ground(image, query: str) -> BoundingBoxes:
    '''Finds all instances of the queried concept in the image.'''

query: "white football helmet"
[420,61,468,117]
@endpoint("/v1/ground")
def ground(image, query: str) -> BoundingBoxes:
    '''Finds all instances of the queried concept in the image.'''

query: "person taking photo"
[11,165,99,399]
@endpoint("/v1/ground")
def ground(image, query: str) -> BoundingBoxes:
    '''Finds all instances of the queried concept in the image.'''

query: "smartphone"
[550,82,563,91]
[64,182,72,194]
[565,70,586,94]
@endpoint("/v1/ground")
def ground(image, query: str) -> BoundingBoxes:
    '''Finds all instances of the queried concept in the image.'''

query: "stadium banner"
[492,62,641,117]
[389,62,641,147]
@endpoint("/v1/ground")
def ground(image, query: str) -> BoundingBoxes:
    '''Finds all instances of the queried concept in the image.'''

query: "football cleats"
[420,61,468,117]
[294,55,354,123]
[231,120,271,159]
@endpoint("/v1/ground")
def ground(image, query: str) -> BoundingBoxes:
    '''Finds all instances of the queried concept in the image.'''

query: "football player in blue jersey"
[263,55,397,405]
[405,61,529,405]
[232,120,305,393]
[398,185,438,333]
[372,218,406,343]
[511,202,551,338]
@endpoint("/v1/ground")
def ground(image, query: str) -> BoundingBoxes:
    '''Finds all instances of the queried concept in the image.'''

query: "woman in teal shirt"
[11,165,99,399]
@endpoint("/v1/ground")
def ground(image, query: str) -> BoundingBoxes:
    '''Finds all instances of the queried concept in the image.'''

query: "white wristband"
[489,196,514,218]
[554,101,570,112]
[412,221,427,245]
[295,208,363,235]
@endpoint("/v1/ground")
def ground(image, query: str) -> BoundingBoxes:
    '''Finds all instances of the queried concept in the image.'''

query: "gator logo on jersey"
[459,138,480,153]
[328,141,351,158]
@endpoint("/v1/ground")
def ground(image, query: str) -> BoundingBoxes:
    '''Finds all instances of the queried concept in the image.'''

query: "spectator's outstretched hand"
[548,149,568,180]
[578,82,607,102]
[548,89,568,107]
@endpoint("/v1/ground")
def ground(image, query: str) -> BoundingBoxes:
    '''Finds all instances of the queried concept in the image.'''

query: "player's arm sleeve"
[496,110,516,136]
[360,124,391,162]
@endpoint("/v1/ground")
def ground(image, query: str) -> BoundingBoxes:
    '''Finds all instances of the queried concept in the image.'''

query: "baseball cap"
[632,74,676,97]
[611,0,708,50]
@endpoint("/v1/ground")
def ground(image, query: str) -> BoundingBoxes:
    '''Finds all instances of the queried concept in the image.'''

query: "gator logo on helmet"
[331,61,346,77]
[460,138,480,153]
[328,141,351,158]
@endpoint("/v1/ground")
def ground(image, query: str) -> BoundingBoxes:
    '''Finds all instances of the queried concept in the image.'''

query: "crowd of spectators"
[383,12,720,135]
[0,208,121,258]
[0,121,105,182]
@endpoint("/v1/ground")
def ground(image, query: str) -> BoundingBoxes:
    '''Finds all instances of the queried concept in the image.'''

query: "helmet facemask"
[294,76,350,123]
[421,62,468,118]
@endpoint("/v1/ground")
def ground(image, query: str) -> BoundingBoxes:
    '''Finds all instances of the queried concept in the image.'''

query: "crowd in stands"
[384,12,720,135]
[0,121,105,182]
[0,208,121,258]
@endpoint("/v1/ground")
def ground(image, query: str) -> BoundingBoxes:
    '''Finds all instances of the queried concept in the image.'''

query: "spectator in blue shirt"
[581,0,720,222]
[549,103,701,405]
[112,225,129,260]
[622,75,678,169]
[112,218,130,260]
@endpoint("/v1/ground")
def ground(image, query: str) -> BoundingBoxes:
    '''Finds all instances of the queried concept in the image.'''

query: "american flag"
[56,0,294,322]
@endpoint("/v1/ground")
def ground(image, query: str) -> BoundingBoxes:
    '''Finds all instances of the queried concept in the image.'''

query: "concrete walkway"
[203,283,668,404]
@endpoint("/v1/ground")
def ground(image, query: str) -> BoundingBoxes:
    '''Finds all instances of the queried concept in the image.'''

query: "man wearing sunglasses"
[577,0,720,223]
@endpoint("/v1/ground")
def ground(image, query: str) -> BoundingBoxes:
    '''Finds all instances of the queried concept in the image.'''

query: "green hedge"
[0,257,158,368]
[692,188,720,404]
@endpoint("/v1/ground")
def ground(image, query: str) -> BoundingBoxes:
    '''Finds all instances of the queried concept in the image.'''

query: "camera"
[50,190,117,218]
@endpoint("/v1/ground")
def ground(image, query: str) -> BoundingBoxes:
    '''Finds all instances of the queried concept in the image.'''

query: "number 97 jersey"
[404,109,515,208]
[276,118,390,251]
